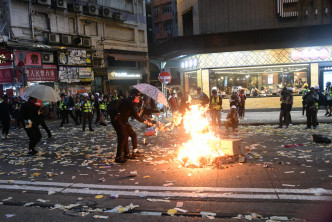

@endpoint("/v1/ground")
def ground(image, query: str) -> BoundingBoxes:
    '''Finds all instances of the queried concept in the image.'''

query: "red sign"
[15,51,42,66]
[17,67,57,82]
[0,50,12,66]
[159,71,172,84]
[0,68,14,84]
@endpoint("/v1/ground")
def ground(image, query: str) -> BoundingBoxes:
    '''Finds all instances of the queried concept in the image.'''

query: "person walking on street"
[82,93,94,132]
[94,93,101,124]
[65,95,79,125]
[0,95,13,139]
[21,97,42,155]
[238,89,246,118]
[75,97,82,124]
[275,87,293,129]
[324,81,332,116]
[37,104,52,138]
[59,94,67,127]
[303,87,319,129]
[99,95,107,126]
[301,83,309,115]
[168,92,179,113]
[209,87,222,128]
[110,89,154,163]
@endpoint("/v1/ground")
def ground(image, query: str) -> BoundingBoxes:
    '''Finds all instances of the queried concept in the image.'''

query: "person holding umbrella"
[21,97,42,155]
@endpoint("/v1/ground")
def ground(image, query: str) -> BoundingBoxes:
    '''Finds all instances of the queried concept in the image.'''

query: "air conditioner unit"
[69,3,83,13]
[72,36,82,46]
[89,4,99,16]
[61,35,72,45]
[102,7,112,18]
[42,52,54,63]
[82,37,91,47]
[113,12,126,21]
[56,0,67,9]
[38,0,51,6]
[49,33,60,44]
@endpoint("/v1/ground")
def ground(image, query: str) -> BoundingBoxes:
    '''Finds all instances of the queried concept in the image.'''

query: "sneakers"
[274,126,282,129]
[313,126,317,129]
[47,135,52,139]
[115,157,127,163]
[124,154,136,160]
[100,123,107,126]
[325,112,330,116]
[28,149,38,155]
[132,151,144,157]
[89,129,94,132]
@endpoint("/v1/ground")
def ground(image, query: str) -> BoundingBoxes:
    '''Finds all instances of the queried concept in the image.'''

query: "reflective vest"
[325,87,332,98]
[59,101,66,111]
[83,101,92,113]
[212,96,221,111]
[75,102,81,111]
[99,101,106,110]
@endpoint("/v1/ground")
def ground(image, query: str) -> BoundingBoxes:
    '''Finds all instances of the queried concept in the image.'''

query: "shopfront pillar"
[201,69,210,97]
[310,63,319,86]
[197,69,202,88]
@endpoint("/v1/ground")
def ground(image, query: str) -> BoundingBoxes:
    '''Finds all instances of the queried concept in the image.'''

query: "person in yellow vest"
[99,95,107,126]
[209,87,223,128]
[75,97,82,124]
[82,93,94,132]
[59,94,67,127]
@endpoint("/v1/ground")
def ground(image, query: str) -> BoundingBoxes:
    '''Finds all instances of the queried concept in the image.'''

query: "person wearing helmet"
[303,87,319,129]
[301,83,309,116]
[324,81,332,116]
[111,88,155,163]
[209,87,222,128]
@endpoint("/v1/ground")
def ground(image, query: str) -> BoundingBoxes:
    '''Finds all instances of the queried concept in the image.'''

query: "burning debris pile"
[175,104,245,168]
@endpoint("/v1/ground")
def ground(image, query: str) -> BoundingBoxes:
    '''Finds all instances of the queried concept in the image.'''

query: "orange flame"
[176,104,224,167]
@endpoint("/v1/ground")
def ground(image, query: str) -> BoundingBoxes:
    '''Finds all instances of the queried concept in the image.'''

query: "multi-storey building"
[152,0,332,109]
[0,0,148,95]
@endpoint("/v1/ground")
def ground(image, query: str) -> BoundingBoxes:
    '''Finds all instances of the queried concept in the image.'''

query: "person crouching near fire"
[224,105,239,133]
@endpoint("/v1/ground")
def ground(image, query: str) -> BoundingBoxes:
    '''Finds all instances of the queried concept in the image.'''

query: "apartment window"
[154,8,158,16]
[155,24,160,33]
[163,21,172,32]
[162,4,172,14]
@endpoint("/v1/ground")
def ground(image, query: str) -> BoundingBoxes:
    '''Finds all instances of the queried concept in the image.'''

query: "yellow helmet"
[303,83,308,88]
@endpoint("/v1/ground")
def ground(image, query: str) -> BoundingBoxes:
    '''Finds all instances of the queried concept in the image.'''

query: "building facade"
[0,0,148,95]
[170,0,332,106]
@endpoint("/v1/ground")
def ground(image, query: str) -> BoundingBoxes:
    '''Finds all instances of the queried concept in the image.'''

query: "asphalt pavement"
[0,111,331,221]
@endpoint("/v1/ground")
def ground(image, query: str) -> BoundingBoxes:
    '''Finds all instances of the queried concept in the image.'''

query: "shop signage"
[159,71,172,84]
[290,48,330,61]
[0,68,14,84]
[25,67,57,81]
[108,71,142,80]
[79,67,92,79]
[59,49,91,65]
[59,66,80,83]
[15,51,42,66]
[0,50,12,66]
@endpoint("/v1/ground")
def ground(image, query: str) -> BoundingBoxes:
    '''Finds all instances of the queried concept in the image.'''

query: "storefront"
[180,46,332,100]
[107,70,142,93]
[57,49,93,95]
[0,49,14,96]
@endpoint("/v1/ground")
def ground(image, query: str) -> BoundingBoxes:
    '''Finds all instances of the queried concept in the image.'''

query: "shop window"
[210,64,309,97]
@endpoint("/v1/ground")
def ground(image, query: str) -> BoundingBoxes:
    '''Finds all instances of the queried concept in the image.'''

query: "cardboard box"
[219,139,245,156]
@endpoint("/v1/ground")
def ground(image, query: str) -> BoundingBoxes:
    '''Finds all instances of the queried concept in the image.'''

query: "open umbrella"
[132,83,169,107]
[25,85,60,102]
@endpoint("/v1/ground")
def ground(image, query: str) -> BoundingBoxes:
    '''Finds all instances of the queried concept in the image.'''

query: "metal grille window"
[163,21,172,32]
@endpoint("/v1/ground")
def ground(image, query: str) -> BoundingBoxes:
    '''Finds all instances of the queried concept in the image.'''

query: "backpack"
[107,99,122,119]
[68,97,75,107]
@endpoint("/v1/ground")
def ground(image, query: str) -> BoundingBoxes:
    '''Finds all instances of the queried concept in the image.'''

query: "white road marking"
[0,180,331,201]
[0,180,332,194]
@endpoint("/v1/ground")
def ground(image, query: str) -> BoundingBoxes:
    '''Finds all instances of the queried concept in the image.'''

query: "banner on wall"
[15,51,42,66]
[59,66,80,83]
[17,65,57,82]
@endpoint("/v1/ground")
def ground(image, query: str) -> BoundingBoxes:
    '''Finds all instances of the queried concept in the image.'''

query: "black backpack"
[107,99,122,119]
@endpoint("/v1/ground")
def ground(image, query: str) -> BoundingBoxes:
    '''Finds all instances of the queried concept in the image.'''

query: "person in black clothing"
[94,93,100,124]
[110,89,154,163]
[37,105,52,138]
[21,97,42,155]
[303,87,319,129]
[0,95,13,139]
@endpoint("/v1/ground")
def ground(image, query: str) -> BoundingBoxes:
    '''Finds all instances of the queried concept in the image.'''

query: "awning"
[106,53,148,62]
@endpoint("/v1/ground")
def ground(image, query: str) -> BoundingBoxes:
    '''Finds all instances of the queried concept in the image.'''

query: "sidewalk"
[161,110,332,126]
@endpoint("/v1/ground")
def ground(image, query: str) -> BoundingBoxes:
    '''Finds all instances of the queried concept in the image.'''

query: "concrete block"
[219,139,245,156]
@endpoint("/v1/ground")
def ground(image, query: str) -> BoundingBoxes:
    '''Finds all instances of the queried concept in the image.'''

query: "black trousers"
[25,125,42,151]
[239,104,245,117]
[82,112,93,131]
[2,118,10,135]
[94,109,100,123]
[60,110,68,126]
[306,107,318,128]
[39,116,52,137]
[279,104,291,127]
[111,119,128,158]
[67,110,78,124]
[75,110,82,124]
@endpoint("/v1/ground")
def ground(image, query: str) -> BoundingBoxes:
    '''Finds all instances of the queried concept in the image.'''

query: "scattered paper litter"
[105,203,138,213]
[93,215,109,219]
[282,184,296,187]
[201,211,216,219]
[284,171,294,174]
[167,209,177,216]
[147,198,170,202]
[6,214,16,218]
[140,211,162,216]
[174,207,187,213]
[270,216,289,221]
[2,197,12,201]
[37,199,48,203]
[176,202,183,208]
